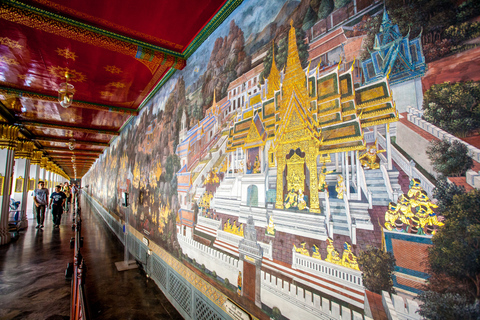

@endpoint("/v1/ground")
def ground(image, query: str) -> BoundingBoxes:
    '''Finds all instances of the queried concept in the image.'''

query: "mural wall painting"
[84,0,480,318]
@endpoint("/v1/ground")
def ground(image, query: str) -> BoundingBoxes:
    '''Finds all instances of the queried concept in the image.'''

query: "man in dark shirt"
[49,185,66,228]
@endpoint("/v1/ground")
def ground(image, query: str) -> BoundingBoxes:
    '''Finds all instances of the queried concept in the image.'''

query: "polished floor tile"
[0,196,183,320]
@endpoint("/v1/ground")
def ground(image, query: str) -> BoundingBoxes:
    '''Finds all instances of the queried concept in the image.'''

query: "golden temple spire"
[281,20,308,108]
[212,89,216,107]
[266,41,281,99]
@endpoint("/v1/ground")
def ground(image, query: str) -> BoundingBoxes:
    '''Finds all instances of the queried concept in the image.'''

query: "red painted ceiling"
[0,0,228,178]
[19,0,227,51]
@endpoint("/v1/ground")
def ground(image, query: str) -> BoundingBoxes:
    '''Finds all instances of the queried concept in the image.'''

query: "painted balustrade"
[291,249,363,287]
[261,271,370,320]
[380,163,395,202]
[357,163,373,209]
[382,291,421,320]
[177,233,240,284]
[343,193,355,244]
[377,133,435,197]
[259,240,273,260]
[216,229,243,246]
[407,107,480,162]
[323,191,333,238]
[197,215,222,230]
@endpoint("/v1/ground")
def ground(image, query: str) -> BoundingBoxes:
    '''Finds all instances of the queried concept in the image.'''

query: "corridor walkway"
[0,195,182,320]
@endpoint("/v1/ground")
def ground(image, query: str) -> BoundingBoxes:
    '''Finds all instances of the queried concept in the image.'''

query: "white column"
[345,152,350,200]
[0,148,15,245]
[386,123,392,170]
[356,151,361,201]
[335,153,339,171]
[242,148,247,173]
[28,161,40,220]
[12,157,31,229]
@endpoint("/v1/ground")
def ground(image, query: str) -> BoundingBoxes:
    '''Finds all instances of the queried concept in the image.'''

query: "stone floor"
[0,195,183,320]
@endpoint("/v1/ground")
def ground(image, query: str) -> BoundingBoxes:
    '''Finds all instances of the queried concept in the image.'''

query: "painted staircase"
[364,168,400,206]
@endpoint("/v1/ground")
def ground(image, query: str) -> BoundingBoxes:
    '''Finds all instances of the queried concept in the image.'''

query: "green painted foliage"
[318,0,334,20]
[357,246,396,294]
[423,81,480,138]
[260,28,309,81]
[427,190,480,299]
[417,291,480,320]
[334,0,351,9]
[433,178,465,214]
[426,139,473,177]
[302,6,317,31]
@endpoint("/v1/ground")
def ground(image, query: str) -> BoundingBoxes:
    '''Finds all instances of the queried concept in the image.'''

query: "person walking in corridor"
[33,181,49,228]
[62,182,71,213]
[49,185,66,228]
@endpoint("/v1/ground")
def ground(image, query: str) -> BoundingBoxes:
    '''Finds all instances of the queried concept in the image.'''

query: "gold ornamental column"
[275,145,285,209]
[13,140,34,228]
[46,161,55,192]
[39,156,48,186]
[0,125,19,245]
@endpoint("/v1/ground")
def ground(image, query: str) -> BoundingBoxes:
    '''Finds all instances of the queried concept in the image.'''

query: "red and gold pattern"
[56,47,77,60]
[0,36,23,50]
[47,66,86,82]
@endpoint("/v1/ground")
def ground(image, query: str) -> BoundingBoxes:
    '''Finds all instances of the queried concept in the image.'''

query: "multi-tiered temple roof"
[226,22,398,156]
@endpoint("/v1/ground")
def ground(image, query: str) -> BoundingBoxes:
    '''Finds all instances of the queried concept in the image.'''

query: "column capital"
[15,140,34,159]
[46,161,55,171]
[0,125,19,150]
[31,150,43,164]
[40,156,49,169]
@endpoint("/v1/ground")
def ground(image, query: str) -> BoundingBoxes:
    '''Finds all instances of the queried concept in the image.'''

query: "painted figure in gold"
[237,271,242,295]
[297,189,309,211]
[384,202,401,231]
[318,164,336,192]
[266,215,276,236]
[325,238,341,265]
[407,178,422,198]
[294,241,310,256]
[335,175,346,199]
[224,219,244,237]
[341,242,360,270]
[284,188,298,209]
[253,155,261,174]
[312,244,321,260]
[384,179,444,234]
[359,142,385,170]
[199,191,214,209]
[205,169,219,185]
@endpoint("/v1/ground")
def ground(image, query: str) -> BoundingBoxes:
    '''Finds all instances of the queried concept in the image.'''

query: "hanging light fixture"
[58,71,74,108]
[68,138,76,151]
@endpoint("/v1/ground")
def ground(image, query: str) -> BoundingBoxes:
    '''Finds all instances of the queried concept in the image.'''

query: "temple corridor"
[0,195,182,320]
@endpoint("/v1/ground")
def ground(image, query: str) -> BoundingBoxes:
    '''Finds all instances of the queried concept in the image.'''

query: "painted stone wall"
[83,0,480,318]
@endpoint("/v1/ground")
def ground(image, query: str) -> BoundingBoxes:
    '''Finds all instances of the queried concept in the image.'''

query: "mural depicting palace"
[83,0,480,318]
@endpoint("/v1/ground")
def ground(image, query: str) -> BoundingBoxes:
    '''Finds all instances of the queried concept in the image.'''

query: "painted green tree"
[318,0,334,20]
[423,81,480,137]
[260,28,309,81]
[357,246,396,294]
[426,139,473,177]
[418,190,480,318]
[334,0,351,9]
[433,177,465,214]
[302,6,317,31]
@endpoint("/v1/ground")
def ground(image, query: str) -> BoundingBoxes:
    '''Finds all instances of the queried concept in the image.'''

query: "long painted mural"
[83,0,480,318]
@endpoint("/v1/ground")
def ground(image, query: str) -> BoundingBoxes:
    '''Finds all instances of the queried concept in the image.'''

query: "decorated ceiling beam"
[51,154,99,159]
[33,136,109,147]
[0,0,186,71]
[43,147,103,154]
[20,120,120,136]
[0,86,139,116]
